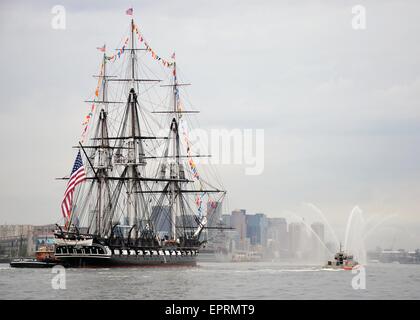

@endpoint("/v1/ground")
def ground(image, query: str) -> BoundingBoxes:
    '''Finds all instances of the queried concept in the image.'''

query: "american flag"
[126,7,133,15]
[61,151,86,219]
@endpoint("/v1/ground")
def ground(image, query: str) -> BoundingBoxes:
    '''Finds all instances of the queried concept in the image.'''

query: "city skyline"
[1,208,419,259]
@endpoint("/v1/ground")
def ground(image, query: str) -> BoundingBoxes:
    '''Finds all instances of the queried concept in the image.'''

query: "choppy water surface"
[1,262,419,299]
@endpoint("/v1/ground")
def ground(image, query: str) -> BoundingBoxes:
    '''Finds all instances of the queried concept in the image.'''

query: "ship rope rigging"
[57,16,227,253]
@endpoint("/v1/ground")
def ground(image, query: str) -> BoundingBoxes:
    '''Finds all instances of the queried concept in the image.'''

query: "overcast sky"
[0,0,419,249]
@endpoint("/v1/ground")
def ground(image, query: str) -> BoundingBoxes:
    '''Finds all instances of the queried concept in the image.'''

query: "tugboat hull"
[323,264,358,271]
[10,259,58,268]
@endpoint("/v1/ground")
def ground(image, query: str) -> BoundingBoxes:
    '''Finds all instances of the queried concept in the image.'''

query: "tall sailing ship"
[52,15,226,267]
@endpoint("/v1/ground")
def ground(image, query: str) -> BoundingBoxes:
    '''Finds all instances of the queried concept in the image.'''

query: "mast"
[94,53,112,236]
[170,62,179,240]
[102,53,107,112]
[131,19,135,86]
[126,89,137,228]
[97,54,106,235]
[127,18,137,229]
[118,18,149,235]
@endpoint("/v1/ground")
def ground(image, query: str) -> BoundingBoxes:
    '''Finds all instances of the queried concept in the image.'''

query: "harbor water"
[1,262,420,299]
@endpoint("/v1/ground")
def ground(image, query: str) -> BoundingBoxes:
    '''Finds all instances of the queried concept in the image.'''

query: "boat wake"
[320,268,342,272]
[233,268,321,274]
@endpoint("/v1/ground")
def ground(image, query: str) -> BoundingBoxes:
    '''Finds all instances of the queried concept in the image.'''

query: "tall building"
[311,222,325,243]
[231,209,247,240]
[246,213,268,247]
[221,214,231,228]
[288,222,304,258]
[231,209,247,250]
[267,217,288,254]
[311,222,326,262]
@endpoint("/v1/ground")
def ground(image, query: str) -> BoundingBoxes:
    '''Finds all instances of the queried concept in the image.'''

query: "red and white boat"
[324,245,359,270]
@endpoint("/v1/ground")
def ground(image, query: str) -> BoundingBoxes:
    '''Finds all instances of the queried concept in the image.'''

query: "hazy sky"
[0,0,419,249]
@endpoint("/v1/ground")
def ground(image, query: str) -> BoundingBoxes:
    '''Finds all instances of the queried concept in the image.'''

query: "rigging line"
[135,46,167,84]
[79,180,95,234]
[139,115,165,156]
[181,192,201,223]
[173,66,198,113]
[79,183,94,231]
[136,91,171,123]
[61,25,226,239]
[136,111,165,161]
[102,98,122,134]
[139,104,166,132]
[197,138,225,191]
[66,166,89,228]
[75,184,91,229]
[107,77,129,137]
[225,194,231,220]
[137,97,171,111]
[196,177,224,193]
[111,187,127,228]
[99,178,114,235]
[107,167,128,229]
[185,116,224,189]
[137,79,166,97]
[142,179,159,208]
[154,183,171,227]
[137,104,161,138]
[137,75,168,110]
[180,186,198,235]
[150,183,171,235]
[183,121,225,191]
[136,96,163,130]
[134,167,151,224]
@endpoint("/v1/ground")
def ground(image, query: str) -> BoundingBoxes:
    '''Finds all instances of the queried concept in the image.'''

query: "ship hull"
[57,254,197,268]
[54,243,198,268]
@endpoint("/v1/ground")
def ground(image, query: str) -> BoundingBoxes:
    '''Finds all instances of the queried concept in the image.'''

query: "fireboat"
[324,244,359,270]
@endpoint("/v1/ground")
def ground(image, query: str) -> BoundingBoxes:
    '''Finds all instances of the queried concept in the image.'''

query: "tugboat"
[324,244,359,270]
[10,246,58,268]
